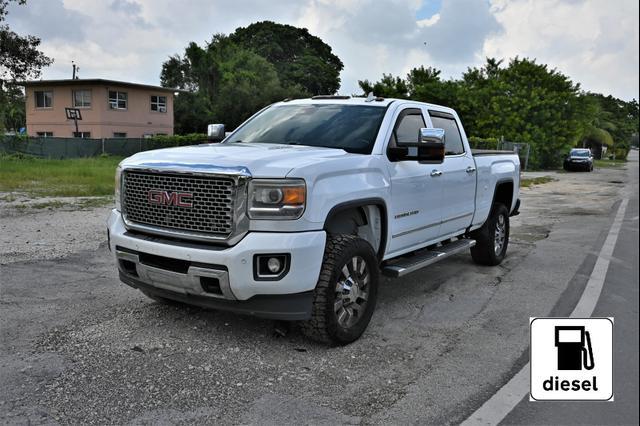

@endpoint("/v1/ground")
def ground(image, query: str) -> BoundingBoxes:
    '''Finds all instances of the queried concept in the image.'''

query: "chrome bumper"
[115,247,236,300]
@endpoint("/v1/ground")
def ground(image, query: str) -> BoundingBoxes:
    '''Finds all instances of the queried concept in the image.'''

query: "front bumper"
[565,160,591,169]
[120,272,314,320]
[107,209,326,312]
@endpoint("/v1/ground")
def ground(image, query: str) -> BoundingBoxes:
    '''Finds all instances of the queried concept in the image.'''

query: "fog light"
[254,254,290,280]
[267,257,282,273]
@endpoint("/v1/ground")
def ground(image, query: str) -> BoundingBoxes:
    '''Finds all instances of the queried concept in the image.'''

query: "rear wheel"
[469,203,510,266]
[300,234,379,345]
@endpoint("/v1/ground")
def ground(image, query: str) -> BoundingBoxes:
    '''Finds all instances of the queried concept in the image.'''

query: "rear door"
[385,107,443,256]
[429,110,476,236]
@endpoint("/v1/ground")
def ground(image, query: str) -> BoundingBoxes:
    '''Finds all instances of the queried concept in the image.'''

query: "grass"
[594,158,627,168]
[521,176,555,188]
[0,155,122,197]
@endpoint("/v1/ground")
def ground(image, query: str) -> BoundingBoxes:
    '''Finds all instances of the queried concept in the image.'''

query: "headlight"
[114,165,123,211]
[248,179,305,219]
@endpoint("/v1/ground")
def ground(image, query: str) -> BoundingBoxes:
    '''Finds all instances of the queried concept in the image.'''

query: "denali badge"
[148,190,193,207]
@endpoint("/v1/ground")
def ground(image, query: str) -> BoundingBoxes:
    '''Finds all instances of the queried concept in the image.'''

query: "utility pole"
[72,61,79,79]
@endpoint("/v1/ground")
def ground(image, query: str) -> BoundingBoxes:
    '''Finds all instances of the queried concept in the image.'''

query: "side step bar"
[381,239,476,278]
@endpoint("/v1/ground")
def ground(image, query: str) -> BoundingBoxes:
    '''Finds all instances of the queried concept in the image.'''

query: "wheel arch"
[491,179,515,212]
[323,198,388,261]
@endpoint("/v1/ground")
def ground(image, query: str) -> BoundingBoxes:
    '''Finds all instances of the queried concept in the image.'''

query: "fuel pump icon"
[555,326,595,370]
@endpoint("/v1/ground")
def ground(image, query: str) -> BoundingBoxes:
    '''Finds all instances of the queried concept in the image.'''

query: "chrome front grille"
[122,170,236,238]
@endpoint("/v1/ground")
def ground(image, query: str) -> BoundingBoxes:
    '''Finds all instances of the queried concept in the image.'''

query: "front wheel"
[469,203,510,266]
[300,234,379,345]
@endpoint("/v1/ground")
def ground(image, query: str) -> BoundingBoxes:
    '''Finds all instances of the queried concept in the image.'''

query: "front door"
[386,107,444,257]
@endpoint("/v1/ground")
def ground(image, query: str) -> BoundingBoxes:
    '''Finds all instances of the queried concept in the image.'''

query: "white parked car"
[107,96,520,344]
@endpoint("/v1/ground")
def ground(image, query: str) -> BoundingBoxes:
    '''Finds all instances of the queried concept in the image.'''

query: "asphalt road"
[502,152,639,425]
[1,154,638,425]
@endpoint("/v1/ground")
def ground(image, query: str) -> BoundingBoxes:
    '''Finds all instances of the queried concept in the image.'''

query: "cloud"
[6,0,88,41]
[295,0,499,93]
[484,0,639,100]
[421,0,501,63]
[5,0,638,100]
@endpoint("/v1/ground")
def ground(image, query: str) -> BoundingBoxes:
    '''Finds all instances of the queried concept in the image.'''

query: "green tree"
[0,83,24,131]
[407,66,460,107]
[0,0,53,133]
[229,21,343,95]
[457,58,591,168]
[212,47,294,129]
[162,23,339,133]
[358,74,409,98]
[581,93,639,159]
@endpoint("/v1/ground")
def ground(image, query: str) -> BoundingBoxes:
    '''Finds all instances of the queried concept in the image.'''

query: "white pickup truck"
[107,96,520,344]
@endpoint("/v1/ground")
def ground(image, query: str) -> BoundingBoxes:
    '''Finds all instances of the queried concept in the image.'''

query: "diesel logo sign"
[530,317,613,401]
[148,190,193,207]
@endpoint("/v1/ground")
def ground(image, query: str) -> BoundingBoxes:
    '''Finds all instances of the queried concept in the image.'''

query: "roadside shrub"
[613,147,629,160]
[468,136,500,150]
[149,133,208,147]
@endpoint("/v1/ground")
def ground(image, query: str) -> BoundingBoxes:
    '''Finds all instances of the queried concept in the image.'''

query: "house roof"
[18,78,184,93]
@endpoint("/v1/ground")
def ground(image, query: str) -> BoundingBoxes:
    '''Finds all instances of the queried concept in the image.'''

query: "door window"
[429,112,464,155]
[396,114,425,144]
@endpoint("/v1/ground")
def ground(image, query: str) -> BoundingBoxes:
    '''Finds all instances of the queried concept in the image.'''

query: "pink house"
[21,79,176,138]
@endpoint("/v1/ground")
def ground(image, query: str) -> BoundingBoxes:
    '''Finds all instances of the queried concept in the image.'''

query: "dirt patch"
[511,224,551,242]
[0,193,113,265]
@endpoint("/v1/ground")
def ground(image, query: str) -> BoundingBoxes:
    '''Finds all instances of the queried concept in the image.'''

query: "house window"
[150,95,167,112]
[73,90,91,108]
[35,91,53,108]
[73,132,91,138]
[113,132,127,138]
[108,91,127,110]
[36,131,54,137]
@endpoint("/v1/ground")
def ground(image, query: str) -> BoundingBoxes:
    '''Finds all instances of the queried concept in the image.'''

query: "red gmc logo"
[148,190,193,207]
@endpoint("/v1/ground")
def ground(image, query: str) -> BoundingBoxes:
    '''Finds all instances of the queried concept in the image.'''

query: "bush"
[149,133,208,146]
[468,136,500,150]
[613,147,630,160]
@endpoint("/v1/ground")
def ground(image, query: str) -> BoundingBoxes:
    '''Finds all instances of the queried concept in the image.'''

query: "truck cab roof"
[277,96,455,115]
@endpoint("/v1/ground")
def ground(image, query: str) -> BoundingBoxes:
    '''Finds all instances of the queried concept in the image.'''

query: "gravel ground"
[0,162,632,424]
[0,195,112,265]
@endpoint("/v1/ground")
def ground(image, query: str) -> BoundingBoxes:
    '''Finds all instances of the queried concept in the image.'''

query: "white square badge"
[530,317,613,401]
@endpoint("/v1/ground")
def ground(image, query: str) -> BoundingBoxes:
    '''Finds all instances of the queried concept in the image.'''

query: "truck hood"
[121,142,355,177]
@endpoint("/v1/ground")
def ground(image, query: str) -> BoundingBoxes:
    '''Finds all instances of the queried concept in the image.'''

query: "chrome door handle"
[430,170,443,177]
[466,166,477,173]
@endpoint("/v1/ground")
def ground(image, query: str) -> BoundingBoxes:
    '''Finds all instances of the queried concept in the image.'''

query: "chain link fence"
[498,141,530,171]
[0,136,206,159]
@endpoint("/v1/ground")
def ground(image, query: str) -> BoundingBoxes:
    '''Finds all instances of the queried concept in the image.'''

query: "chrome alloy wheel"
[494,213,506,255]
[334,255,370,328]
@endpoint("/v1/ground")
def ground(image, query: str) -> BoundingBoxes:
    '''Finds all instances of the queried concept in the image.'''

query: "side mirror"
[417,128,446,164]
[207,124,225,142]
[389,128,445,164]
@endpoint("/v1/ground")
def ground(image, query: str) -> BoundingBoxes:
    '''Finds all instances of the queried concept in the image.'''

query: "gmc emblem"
[148,190,193,207]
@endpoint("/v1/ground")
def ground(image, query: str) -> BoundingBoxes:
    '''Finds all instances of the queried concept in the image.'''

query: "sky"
[6,0,640,101]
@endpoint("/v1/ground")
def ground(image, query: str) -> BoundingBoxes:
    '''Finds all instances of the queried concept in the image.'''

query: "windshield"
[225,104,387,154]
[571,150,590,157]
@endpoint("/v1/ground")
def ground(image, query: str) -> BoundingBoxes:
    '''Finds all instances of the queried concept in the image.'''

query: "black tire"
[300,234,379,345]
[469,203,510,266]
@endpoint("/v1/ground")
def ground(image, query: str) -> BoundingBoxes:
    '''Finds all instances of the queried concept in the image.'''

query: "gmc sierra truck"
[107,96,520,344]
